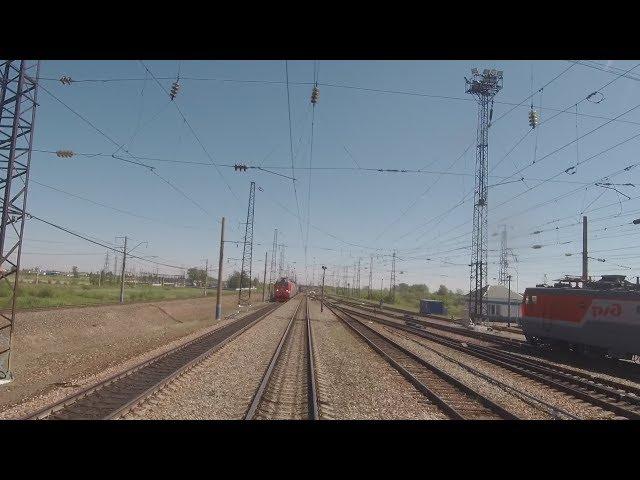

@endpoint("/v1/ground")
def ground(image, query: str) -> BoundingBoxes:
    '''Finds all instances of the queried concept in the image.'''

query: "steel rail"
[26,303,279,420]
[245,295,319,420]
[326,302,518,420]
[383,326,579,420]
[329,295,525,348]
[334,296,640,395]
[306,297,320,420]
[336,303,640,420]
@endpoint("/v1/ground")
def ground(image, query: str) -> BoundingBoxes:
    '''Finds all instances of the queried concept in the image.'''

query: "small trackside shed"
[420,299,445,315]
[464,284,523,322]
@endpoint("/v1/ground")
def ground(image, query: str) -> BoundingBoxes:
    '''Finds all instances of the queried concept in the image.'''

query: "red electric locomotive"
[520,275,640,359]
[274,277,298,302]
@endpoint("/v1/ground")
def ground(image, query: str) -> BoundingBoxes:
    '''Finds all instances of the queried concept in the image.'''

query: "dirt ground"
[0,293,266,413]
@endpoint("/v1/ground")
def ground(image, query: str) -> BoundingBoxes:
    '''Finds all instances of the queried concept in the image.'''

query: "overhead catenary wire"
[284,60,307,252]
[28,214,188,270]
[139,61,241,205]
[42,72,640,127]
[30,179,214,231]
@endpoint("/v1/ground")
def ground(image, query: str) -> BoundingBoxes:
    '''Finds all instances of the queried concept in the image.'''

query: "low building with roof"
[463,284,523,322]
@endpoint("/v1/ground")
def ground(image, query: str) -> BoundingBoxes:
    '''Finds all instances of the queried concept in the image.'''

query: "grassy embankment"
[0,274,232,310]
[324,284,466,317]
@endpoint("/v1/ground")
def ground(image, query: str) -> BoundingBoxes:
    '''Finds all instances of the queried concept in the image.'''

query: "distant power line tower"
[268,228,278,297]
[0,60,41,382]
[238,182,256,307]
[390,251,397,301]
[498,224,509,286]
[278,243,285,278]
[465,67,503,323]
[103,251,110,273]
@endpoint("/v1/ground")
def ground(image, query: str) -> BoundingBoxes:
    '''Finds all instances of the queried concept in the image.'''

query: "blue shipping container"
[420,299,445,315]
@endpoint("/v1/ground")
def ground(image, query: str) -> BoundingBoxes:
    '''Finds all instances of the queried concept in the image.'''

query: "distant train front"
[274,277,298,302]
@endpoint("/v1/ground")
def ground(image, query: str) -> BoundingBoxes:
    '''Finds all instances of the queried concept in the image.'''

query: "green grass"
[0,280,228,310]
[325,285,465,318]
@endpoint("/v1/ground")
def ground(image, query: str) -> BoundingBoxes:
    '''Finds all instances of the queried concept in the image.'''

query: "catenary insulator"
[528,109,539,128]
[170,81,181,100]
[310,85,319,104]
[59,76,73,85]
[56,150,74,158]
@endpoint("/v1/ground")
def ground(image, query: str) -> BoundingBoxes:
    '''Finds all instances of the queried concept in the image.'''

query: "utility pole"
[203,258,209,296]
[0,60,41,382]
[119,236,128,304]
[582,215,588,282]
[216,217,225,320]
[239,182,256,307]
[507,274,512,327]
[262,251,268,302]
[465,67,503,324]
[368,255,373,299]
[356,257,361,297]
[321,265,327,312]
[117,237,147,305]
[269,229,278,299]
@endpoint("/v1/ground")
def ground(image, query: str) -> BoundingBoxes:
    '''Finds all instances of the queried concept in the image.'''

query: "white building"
[464,284,523,322]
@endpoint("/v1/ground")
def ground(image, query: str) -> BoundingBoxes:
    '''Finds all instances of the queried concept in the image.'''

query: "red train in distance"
[520,275,640,359]
[274,277,298,302]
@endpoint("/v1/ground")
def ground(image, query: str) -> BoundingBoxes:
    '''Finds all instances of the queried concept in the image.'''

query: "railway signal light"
[56,150,75,158]
[59,76,73,85]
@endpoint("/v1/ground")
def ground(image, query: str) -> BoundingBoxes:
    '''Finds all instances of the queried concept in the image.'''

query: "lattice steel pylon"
[498,224,509,286]
[390,250,397,301]
[238,182,256,307]
[278,243,285,278]
[465,68,503,323]
[0,60,41,382]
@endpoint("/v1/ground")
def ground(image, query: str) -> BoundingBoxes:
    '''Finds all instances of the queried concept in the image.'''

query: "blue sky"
[22,60,640,292]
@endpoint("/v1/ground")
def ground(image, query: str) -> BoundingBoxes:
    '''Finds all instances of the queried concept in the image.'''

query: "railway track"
[329,296,525,349]
[325,302,518,420]
[331,301,640,420]
[245,295,319,420]
[26,303,280,420]
[333,296,640,383]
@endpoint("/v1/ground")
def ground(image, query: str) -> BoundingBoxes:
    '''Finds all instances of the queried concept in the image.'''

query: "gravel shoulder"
[123,297,302,420]
[364,320,614,420]
[343,303,640,392]
[310,299,447,420]
[0,294,266,417]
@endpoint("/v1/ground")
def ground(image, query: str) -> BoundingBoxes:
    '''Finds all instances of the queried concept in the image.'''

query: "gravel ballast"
[123,298,302,420]
[310,299,447,419]
[364,320,615,420]
[0,294,266,417]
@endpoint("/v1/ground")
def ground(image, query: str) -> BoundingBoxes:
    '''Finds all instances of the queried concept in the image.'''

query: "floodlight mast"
[465,68,503,324]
